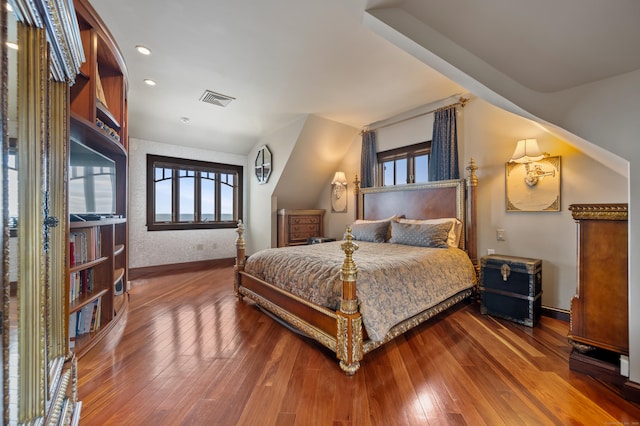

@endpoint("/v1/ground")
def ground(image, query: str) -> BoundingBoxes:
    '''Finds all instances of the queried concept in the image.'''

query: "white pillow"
[396,217,462,247]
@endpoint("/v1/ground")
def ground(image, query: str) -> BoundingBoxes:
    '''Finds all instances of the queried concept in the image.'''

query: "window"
[377,142,431,186]
[146,154,243,230]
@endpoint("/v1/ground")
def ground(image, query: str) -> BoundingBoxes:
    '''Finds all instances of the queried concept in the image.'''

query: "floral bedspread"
[244,241,476,341]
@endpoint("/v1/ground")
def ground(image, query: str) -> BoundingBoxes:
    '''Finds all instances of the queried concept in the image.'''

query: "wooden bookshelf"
[67,0,129,359]
[68,219,127,356]
[114,244,125,256]
[70,256,108,273]
[70,288,108,314]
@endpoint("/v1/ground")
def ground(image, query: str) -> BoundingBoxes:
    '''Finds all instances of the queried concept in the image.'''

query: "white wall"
[245,116,306,254]
[247,115,359,253]
[128,138,246,269]
[319,135,361,240]
[465,100,627,310]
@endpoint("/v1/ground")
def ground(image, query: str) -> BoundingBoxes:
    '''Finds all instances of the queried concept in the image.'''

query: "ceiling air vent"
[199,90,235,107]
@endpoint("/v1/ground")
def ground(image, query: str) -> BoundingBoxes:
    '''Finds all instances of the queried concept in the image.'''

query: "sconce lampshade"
[510,139,544,163]
[332,171,347,185]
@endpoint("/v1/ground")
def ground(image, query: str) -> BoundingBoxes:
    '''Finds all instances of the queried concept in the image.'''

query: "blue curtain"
[428,106,459,181]
[360,130,377,188]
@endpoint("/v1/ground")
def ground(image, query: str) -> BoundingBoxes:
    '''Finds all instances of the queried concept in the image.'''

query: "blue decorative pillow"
[348,221,391,243]
[389,221,450,248]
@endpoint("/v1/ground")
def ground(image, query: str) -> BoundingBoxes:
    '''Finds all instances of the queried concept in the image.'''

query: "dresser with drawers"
[277,209,325,247]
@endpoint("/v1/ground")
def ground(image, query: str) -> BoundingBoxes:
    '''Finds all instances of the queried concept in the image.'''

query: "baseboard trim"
[569,348,626,388]
[541,306,570,322]
[129,258,235,280]
[624,379,640,403]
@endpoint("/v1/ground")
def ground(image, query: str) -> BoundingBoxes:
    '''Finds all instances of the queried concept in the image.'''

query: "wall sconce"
[509,139,555,187]
[331,171,348,213]
[332,171,347,198]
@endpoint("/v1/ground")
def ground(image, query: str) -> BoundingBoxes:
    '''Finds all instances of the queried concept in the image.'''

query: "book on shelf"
[69,296,102,343]
[70,230,86,264]
[70,272,76,301]
[70,239,75,266]
[69,268,95,303]
[70,227,101,265]
[68,312,77,349]
[90,300,102,333]
[82,302,93,334]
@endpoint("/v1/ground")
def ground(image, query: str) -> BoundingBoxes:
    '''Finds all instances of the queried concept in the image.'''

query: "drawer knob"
[501,263,511,281]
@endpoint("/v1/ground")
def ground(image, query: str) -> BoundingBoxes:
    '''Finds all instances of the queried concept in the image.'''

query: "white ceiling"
[88,0,640,155]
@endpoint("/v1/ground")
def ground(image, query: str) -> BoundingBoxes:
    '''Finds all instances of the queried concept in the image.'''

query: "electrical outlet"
[496,229,505,241]
[487,248,495,255]
[621,355,630,377]
[196,244,204,251]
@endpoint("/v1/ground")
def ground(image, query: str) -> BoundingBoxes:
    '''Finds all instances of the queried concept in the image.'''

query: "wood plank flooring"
[77,263,640,425]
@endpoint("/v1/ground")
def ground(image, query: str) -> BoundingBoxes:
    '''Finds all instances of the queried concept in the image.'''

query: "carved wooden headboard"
[357,178,477,263]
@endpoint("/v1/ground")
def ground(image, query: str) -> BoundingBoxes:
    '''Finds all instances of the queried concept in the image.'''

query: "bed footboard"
[234,222,365,375]
[336,228,363,375]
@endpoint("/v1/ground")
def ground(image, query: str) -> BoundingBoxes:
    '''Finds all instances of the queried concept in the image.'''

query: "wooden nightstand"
[480,254,542,327]
[277,209,325,247]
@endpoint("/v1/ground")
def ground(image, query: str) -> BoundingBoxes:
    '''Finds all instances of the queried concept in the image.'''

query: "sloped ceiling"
[273,116,359,209]
[368,0,640,93]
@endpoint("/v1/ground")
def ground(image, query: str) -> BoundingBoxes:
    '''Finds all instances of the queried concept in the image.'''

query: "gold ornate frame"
[506,156,561,212]
[2,0,83,423]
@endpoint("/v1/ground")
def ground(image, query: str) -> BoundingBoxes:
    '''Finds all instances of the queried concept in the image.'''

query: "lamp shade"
[510,139,544,163]
[332,171,347,185]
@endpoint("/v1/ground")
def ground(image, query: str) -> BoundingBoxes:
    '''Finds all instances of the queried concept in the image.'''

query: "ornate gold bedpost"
[234,220,246,298]
[353,174,360,219]
[336,227,363,375]
[466,158,479,267]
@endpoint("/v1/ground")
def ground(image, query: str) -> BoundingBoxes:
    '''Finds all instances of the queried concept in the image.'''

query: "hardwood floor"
[77,263,640,425]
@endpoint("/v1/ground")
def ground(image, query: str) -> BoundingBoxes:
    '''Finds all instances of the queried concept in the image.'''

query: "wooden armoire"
[568,204,628,356]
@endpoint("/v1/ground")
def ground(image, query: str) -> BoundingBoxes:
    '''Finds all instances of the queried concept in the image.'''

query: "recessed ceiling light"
[135,45,151,55]
[180,117,190,124]
[144,79,156,86]
[6,41,18,50]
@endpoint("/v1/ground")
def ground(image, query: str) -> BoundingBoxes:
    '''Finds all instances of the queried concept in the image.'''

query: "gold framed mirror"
[2,0,83,423]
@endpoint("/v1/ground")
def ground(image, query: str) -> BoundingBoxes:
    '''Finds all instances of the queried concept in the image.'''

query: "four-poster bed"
[234,160,479,374]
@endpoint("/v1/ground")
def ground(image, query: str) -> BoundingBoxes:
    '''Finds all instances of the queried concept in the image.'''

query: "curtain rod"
[363,95,470,133]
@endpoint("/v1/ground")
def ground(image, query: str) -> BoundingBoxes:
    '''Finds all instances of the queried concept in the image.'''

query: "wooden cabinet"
[71,0,128,152]
[568,204,628,355]
[277,209,325,247]
[67,0,129,358]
